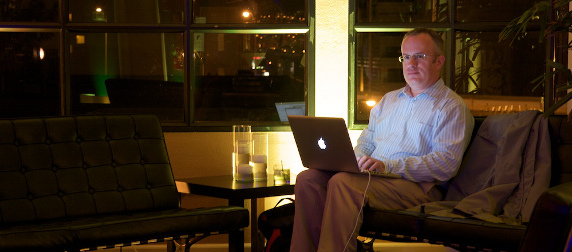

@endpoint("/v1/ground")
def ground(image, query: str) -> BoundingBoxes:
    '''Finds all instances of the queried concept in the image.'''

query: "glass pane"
[69,0,184,23]
[0,0,59,22]
[194,33,306,122]
[69,32,185,122]
[454,31,546,116]
[456,0,537,22]
[356,0,448,23]
[354,32,448,124]
[0,32,60,117]
[193,0,307,24]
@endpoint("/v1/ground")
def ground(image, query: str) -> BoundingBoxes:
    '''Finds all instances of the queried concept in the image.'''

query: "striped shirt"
[354,78,474,183]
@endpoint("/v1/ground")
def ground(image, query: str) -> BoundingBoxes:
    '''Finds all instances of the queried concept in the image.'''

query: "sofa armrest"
[519,182,572,252]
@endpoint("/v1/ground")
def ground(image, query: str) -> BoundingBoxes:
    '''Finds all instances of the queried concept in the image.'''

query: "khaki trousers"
[289,169,442,252]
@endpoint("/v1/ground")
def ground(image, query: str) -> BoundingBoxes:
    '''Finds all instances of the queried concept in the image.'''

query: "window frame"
[348,0,555,130]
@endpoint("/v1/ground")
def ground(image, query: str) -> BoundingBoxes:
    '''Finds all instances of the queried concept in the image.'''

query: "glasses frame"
[398,53,435,63]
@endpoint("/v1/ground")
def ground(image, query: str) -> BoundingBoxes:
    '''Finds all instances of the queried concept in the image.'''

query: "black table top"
[176,175,295,200]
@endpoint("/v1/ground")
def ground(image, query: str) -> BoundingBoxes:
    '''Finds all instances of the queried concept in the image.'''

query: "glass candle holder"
[233,125,253,182]
[273,163,291,185]
[251,133,268,181]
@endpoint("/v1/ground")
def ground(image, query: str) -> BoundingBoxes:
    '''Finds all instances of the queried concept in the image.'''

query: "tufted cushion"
[0,115,179,223]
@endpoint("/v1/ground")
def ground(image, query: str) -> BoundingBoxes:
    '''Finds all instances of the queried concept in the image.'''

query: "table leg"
[251,198,261,252]
[229,198,245,252]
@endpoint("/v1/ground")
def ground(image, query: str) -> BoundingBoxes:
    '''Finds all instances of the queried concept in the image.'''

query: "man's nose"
[406,60,417,68]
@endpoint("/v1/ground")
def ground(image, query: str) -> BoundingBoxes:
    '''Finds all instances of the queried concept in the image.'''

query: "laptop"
[287,115,401,178]
[275,101,305,122]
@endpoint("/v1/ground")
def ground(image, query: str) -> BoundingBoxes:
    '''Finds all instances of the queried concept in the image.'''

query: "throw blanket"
[412,110,551,225]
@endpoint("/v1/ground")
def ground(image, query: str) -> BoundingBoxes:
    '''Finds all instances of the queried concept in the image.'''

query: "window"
[0,32,61,118]
[194,33,306,122]
[0,0,313,129]
[351,0,562,127]
[69,32,185,122]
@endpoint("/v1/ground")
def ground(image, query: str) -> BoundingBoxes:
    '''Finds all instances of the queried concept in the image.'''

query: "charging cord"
[342,170,372,252]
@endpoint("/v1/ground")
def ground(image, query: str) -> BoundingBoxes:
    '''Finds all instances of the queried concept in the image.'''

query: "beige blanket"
[411,110,551,225]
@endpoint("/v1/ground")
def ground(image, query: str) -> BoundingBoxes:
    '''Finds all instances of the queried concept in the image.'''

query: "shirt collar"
[399,78,445,100]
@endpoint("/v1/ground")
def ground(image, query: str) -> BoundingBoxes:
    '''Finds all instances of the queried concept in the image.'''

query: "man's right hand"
[357,156,386,173]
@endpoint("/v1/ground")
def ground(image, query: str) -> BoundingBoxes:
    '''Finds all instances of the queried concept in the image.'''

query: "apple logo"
[317,137,327,150]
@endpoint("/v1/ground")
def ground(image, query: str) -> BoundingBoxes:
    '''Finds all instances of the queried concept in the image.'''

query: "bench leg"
[167,240,177,252]
[229,229,245,252]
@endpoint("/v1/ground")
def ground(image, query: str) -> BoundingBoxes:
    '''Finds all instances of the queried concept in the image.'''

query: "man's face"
[401,34,445,91]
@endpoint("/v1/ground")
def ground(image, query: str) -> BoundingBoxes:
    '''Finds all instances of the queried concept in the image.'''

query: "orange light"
[242,11,250,18]
[365,100,376,107]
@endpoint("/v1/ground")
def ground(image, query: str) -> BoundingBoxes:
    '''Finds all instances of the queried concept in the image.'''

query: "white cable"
[342,170,371,252]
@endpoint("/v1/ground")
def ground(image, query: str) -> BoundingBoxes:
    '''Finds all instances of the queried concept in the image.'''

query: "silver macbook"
[288,115,401,178]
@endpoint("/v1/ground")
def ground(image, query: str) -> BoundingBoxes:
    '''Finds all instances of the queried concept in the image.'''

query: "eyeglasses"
[398,54,435,63]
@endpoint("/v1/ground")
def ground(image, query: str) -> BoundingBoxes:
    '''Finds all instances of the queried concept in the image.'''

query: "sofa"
[360,114,572,252]
[0,115,249,252]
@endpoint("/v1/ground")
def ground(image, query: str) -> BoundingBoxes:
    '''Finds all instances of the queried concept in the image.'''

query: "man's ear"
[435,55,445,69]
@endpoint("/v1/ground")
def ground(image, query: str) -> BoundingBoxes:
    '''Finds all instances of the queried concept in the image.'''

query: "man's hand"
[356,156,385,173]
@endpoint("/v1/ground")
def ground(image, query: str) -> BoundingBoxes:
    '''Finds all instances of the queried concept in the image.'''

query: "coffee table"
[176,175,294,252]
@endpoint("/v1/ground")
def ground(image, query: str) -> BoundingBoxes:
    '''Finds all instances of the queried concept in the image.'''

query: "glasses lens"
[414,54,426,60]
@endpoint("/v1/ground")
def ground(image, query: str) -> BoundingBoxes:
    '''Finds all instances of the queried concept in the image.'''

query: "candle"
[252,154,266,164]
[237,141,250,154]
[252,162,267,173]
[237,164,252,174]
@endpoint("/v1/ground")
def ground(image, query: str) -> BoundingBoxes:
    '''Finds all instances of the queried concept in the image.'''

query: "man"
[289,28,474,252]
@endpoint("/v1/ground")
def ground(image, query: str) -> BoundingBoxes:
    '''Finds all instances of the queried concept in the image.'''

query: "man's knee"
[295,169,330,194]
[327,172,371,199]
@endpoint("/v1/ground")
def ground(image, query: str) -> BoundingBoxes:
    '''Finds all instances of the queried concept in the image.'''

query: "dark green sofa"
[0,115,249,252]
[360,115,572,252]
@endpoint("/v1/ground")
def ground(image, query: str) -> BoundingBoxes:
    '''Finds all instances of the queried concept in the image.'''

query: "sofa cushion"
[0,221,74,251]
[360,207,526,251]
[71,206,249,250]
[421,215,525,251]
[0,200,249,251]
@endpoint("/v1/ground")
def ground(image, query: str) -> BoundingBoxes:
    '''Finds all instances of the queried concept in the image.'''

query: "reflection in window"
[194,33,306,122]
[456,0,537,22]
[69,32,185,122]
[69,0,184,23]
[455,31,546,116]
[354,32,448,123]
[0,0,59,22]
[0,32,60,117]
[356,0,448,23]
[193,0,306,24]
[355,33,404,123]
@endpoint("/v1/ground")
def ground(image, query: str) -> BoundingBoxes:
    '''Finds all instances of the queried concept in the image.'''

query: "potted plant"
[499,0,572,117]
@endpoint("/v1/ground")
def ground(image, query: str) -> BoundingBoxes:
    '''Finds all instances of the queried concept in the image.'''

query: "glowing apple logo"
[317,137,327,150]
